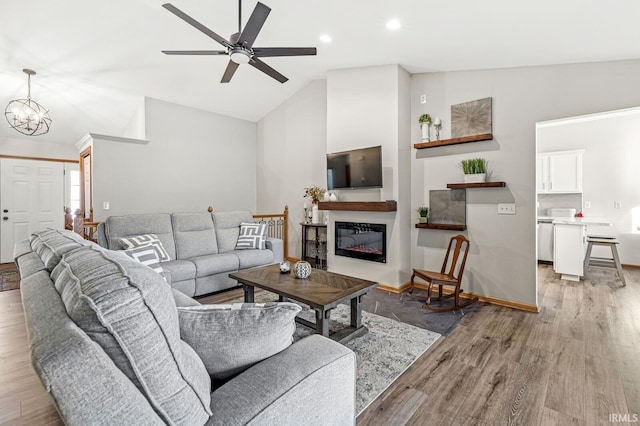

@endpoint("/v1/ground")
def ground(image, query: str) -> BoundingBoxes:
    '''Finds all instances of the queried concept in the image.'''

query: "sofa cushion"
[191,253,239,277]
[177,302,301,379]
[212,211,254,253]
[172,213,218,258]
[118,234,171,262]
[29,228,92,271]
[235,222,267,250]
[105,214,176,260]
[172,289,201,307]
[51,245,212,425]
[234,249,274,269]
[161,260,197,282]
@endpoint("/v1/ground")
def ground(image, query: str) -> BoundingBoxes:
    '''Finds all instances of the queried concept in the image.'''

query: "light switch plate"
[103,201,110,210]
[498,203,516,215]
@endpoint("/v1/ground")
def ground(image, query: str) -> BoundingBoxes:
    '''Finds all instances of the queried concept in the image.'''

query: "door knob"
[2,217,8,221]
[2,209,7,213]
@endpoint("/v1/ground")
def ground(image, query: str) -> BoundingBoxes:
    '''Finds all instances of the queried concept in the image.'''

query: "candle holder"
[434,122,442,141]
[303,207,309,223]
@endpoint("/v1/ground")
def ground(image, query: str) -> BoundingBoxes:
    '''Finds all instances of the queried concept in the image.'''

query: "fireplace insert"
[335,221,386,263]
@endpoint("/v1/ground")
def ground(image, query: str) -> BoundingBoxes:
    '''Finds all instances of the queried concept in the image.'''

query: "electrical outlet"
[420,94,427,104]
[498,203,516,215]
[614,201,622,209]
[584,201,591,209]
[103,201,110,210]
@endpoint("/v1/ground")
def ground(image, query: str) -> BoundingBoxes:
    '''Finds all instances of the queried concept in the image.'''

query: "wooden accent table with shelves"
[301,223,327,269]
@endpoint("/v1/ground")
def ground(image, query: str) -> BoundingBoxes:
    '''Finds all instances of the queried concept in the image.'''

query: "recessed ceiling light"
[386,19,401,31]
[319,34,332,43]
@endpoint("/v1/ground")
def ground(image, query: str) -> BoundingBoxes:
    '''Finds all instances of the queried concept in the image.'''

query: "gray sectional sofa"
[15,228,356,425]
[96,210,283,297]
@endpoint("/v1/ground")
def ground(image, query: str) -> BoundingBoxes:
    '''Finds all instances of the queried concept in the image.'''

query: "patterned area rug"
[221,292,441,415]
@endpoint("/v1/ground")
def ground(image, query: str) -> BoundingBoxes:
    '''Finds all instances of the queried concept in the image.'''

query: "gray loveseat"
[15,228,356,425]
[96,210,283,297]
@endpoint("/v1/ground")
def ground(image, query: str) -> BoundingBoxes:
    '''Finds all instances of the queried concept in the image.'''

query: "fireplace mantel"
[317,201,397,212]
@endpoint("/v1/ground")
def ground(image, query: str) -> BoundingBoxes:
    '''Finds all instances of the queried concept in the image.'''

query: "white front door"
[0,158,64,263]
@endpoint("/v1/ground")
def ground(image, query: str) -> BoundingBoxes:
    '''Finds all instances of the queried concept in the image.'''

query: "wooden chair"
[408,234,478,312]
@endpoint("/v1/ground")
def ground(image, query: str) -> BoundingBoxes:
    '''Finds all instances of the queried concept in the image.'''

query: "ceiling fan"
[162,1,317,83]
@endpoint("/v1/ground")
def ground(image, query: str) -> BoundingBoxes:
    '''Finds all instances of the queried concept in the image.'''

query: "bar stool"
[583,236,626,286]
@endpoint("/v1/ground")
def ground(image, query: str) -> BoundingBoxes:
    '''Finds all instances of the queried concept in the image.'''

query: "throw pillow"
[177,302,301,379]
[118,234,170,261]
[235,222,267,250]
[123,244,164,275]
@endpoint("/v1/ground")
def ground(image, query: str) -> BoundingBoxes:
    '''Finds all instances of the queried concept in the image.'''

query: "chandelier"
[4,69,52,136]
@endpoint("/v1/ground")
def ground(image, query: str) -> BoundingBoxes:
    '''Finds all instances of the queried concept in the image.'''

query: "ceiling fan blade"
[162,3,232,49]
[162,50,228,55]
[249,57,288,83]
[238,2,270,48]
[252,47,317,57]
[221,60,240,83]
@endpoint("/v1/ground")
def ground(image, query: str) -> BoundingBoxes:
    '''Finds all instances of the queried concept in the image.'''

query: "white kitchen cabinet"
[537,150,584,193]
[553,221,587,281]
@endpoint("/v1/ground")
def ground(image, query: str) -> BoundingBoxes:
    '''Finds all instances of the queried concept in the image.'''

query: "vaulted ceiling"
[2,0,639,145]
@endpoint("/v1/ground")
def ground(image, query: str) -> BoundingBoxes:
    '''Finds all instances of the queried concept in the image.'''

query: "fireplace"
[335,221,386,263]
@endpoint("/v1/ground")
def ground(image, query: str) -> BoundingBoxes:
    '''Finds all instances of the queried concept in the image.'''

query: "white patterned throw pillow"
[235,222,267,250]
[123,244,164,275]
[118,234,170,261]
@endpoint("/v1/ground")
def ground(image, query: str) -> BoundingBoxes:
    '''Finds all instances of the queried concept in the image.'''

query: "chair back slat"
[442,235,470,281]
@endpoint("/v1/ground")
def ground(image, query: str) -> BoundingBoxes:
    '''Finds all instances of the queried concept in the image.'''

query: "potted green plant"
[417,206,429,223]
[418,114,432,142]
[460,158,487,183]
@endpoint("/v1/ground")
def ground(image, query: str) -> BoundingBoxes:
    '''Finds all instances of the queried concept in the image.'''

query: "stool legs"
[583,239,626,286]
[610,244,627,286]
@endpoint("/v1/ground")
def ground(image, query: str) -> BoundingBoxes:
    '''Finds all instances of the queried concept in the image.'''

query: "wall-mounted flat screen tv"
[326,145,383,190]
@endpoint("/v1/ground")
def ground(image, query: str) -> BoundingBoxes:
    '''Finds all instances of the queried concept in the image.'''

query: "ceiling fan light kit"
[5,69,52,136]
[162,1,317,83]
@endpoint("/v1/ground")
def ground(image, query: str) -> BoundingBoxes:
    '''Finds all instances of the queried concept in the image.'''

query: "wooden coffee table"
[229,264,378,343]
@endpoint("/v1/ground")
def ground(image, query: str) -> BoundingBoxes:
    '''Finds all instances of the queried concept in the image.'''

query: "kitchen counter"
[552,217,612,226]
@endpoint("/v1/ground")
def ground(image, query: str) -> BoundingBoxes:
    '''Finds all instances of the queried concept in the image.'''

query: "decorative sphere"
[294,261,312,279]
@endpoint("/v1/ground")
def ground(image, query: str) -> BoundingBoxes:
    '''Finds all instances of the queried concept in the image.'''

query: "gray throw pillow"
[177,302,301,379]
[235,222,267,250]
[118,234,171,261]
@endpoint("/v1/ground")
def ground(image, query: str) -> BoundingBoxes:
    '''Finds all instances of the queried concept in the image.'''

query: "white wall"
[411,59,640,307]
[91,97,257,221]
[256,80,328,257]
[326,64,411,288]
[537,107,640,265]
[0,136,77,160]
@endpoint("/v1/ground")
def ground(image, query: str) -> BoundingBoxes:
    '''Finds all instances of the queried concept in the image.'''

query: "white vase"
[420,123,431,142]
[463,173,486,183]
[312,204,319,223]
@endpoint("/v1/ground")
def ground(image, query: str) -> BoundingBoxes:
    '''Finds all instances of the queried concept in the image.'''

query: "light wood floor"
[1,265,637,425]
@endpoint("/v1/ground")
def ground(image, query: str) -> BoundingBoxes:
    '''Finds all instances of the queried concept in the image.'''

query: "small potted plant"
[418,114,432,142]
[417,206,429,224]
[460,158,487,183]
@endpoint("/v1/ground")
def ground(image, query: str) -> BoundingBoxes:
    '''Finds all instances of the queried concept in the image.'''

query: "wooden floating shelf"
[415,223,467,231]
[317,201,397,212]
[414,133,493,150]
[446,181,506,189]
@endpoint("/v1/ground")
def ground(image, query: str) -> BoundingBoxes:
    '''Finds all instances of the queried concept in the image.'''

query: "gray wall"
[411,59,640,307]
[0,136,77,160]
[92,97,257,221]
[256,80,328,257]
